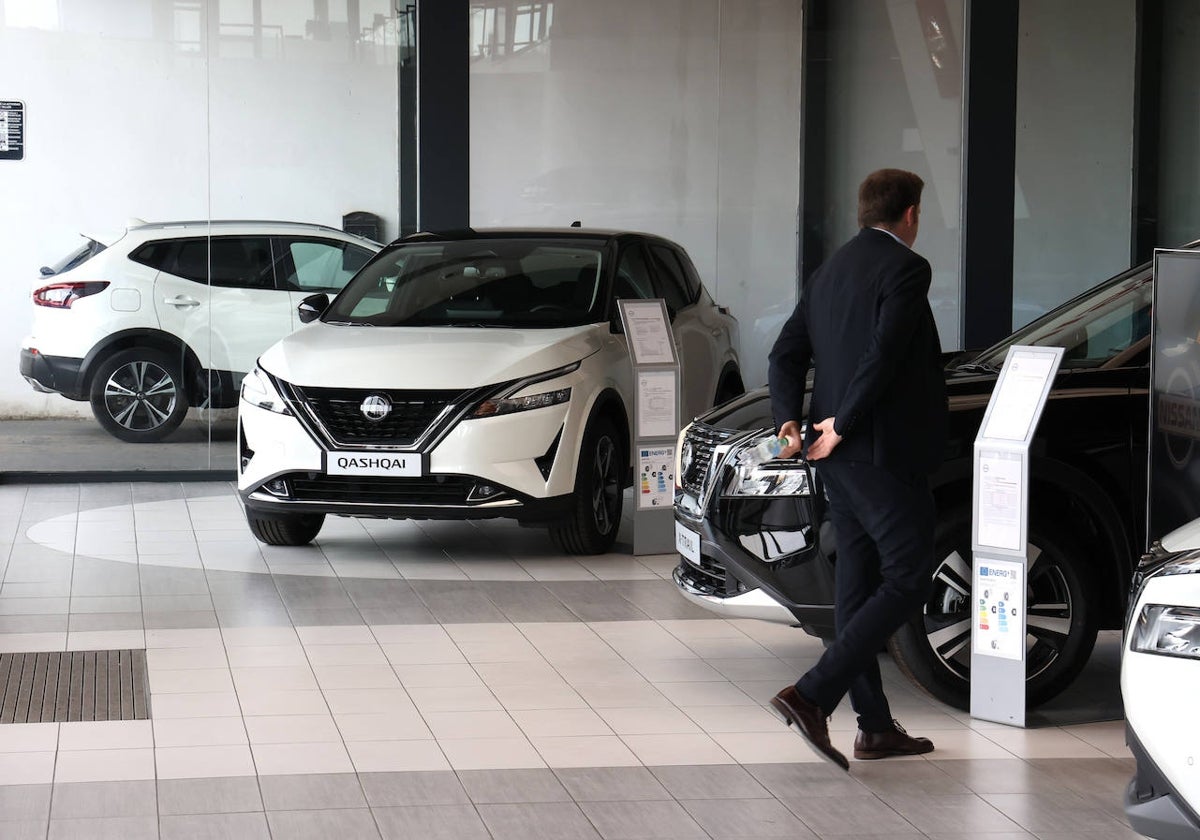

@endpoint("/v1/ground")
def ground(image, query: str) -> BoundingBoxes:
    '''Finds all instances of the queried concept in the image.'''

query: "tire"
[887,507,1098,710]
[550,416,624,555]
[246,511,325,546]
[88,348,189,443]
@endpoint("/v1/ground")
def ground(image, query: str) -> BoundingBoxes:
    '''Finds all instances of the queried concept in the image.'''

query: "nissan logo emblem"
[360,394,392,421]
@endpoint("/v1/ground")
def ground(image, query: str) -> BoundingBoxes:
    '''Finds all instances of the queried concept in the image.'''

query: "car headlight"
[467,361,579,419]
[724,462,811,497]
[240,366,291,415]
[470,387,571,418]
[1131,604,1200,659]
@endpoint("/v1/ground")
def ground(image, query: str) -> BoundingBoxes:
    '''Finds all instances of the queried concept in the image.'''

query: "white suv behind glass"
[19,220,380,442]
[238,229,743,555]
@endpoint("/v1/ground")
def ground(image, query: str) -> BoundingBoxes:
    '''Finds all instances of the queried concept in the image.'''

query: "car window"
[614,244,655,300]
[279,238,372,292]
[168,236,276,289]
[648,244,691,312]
[675,248,704,301]
[325,238,606,327]
[974,268,1152,369]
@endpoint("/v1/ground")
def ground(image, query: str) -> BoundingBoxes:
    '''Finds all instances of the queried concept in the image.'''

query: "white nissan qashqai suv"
[20,220,380,442]
[238,229,743,555]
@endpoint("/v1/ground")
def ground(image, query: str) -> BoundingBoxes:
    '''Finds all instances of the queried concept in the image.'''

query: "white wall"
[0,2,398,417]
[468,0,804,390]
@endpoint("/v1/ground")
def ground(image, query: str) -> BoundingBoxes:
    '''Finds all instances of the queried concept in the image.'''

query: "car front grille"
[292,386,466,445]
[680,422,737,497]
[286,473,475,505]
[676,553,732,597]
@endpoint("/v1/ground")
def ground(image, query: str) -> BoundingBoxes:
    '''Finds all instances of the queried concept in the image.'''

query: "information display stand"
[970,344,1063,727]
[618,300,680,555]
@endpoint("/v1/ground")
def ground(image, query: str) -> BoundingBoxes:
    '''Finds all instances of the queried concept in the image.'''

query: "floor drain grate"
[0,650,151,724]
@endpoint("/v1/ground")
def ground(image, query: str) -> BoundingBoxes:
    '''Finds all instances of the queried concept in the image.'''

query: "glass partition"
[1,1,401,474]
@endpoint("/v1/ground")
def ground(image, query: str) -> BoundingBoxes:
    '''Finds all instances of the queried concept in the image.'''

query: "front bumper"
[672,564,795,623]
[1126,726,1200,840]
[19,348,85,399]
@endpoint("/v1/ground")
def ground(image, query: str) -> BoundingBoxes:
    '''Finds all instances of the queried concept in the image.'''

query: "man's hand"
[777,420,804,459]
[806,417,842,461]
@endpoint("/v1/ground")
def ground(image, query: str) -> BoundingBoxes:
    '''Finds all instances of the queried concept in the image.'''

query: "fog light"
[467,484,505,503]
[264,478,290,497]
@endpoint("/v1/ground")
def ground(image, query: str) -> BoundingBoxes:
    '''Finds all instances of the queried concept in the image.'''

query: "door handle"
[163,296,201,307]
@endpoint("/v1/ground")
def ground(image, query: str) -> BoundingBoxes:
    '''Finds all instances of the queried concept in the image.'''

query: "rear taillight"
[32,281,110,308]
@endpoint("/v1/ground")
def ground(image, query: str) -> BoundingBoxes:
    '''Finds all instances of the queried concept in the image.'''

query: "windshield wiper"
[954,361,1000,374]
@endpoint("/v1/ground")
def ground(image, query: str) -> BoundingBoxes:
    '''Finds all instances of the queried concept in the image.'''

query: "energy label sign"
[0,101,24,161]
[972,558,1024,661]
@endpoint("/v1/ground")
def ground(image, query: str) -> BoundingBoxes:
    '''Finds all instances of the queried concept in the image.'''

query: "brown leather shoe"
[769,685,849,771]
[853,720,934,759]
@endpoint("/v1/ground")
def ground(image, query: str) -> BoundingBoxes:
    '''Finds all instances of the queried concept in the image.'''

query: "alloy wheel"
[590,435,620,536]
[103,360,179,432]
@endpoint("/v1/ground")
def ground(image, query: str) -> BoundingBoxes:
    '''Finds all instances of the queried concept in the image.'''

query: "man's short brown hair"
[857,169,925,228]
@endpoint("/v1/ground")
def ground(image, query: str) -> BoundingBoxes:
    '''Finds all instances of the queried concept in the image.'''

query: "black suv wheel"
[550,416,624,555]
[888,507,1098,710]
[89,348,189,443]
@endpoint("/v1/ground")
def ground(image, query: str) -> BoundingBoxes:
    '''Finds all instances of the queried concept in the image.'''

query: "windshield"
[324,238,607,328]
[971,267,1152,370]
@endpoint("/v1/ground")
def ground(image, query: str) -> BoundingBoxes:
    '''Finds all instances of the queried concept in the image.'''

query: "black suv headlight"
[722,433,811,497]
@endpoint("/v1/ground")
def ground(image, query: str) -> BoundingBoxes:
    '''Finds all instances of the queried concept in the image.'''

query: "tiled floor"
[0,482,1141,839]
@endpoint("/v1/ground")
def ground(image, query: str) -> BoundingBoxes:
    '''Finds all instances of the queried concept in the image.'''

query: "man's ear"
[905,204,920,225]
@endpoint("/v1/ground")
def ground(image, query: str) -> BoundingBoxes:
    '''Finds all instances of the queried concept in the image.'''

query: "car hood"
[1161,517,1200,553]
[259,321,607,389]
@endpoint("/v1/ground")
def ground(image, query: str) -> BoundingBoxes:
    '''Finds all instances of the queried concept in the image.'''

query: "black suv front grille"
[294,386,466,445]
[681,423,736,497]
[676,553,732,597]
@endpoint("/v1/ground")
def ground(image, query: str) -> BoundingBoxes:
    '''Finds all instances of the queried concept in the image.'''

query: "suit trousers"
[795,459,936,733]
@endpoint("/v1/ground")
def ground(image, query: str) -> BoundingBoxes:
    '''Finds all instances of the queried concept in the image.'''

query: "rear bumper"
[19,349,85,399]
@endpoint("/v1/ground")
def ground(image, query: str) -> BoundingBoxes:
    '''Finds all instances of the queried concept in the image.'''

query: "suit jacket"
[768,227,948,476]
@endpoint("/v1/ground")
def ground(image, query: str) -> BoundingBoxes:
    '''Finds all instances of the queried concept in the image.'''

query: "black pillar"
[1132,0,1162,264]
[416,0,470,232]
[960,0,1019,349]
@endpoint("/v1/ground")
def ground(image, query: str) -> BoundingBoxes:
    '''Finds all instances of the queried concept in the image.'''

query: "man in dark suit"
[765,169,948,770]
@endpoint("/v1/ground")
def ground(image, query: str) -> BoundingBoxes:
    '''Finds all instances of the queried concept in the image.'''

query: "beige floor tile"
[681,705,784,733]
[346,739,449,772]
[155,744,257,779]
[711,731,827,763]
[323,688,417,715]
[153,716,249,748]
[597,707,703,735]
[54,748,156,783]
[146,692,243,719]
[440,737,547,770]
[511,708,614,738]
[146,646,228,670]
[653,681,756,707]
[0,722,58,752]
[250,741,354,775]
[407,684,502,713]
[231,666,319,693]
[489,683,589,711]
[0,633,66,652]
[334,710,433,741]
[304,644,388,667]
[620,733,734,766]
[244,714,342,744]
[394,663,484,688]
[235,689,328,717]
[894,729,1019,761]
[532,735,641,768]
[313,664,402,690]
[575,682,673,709]
[381,641,467,665]
[982,728,1109,759]
[224,645,309,668]
[296,625,376,645]
[0,751,55,784]
[149,668,236,694]
[630,659,724,683]
[220,627,300,647]
[58,720,153,751]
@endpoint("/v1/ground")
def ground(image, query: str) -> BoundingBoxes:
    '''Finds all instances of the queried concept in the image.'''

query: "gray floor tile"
[48,816,159,840]
[928,759,1070,796]
[358,606,438,624]
[67,612,145,632]
[50,780,158,819]
[409,581,510,623]
[342,580,421,609]
[259,773,367,811]
[287,607,367,626]
[275,578,354,610]
[744,763,868,799]
[359,771,470,807]
[601,580,714,620]
[851,760,972,796]
[1033,829,1145,840]
[216,608,294,627]
[267,808,383,840]
[555,767,672,802]
[142,595,215,612]
[0,819,48,840]
[374,804,491,840]
[145,610,221,629]
[0,784,52,821]
[158,776,264,815]
[139,568,212,597]
[0,614,69,632]
[882,794,1028,834]
[580,800,708,839]
[477,802,603,840]
[981,793,1135,834]
[458,768,572,803]
[681,797,817,839]
[474,581,581,623]
[650,764,772,800]
[160,811,272,840]
[542,582,650,622]
[780,793,921,835]
[924,833,1036,840]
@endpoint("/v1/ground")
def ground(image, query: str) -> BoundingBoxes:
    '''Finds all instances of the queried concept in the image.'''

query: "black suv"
[673,255,1178,710]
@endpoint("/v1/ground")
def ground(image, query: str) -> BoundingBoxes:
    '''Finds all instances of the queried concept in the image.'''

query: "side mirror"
[298,292,330,324]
